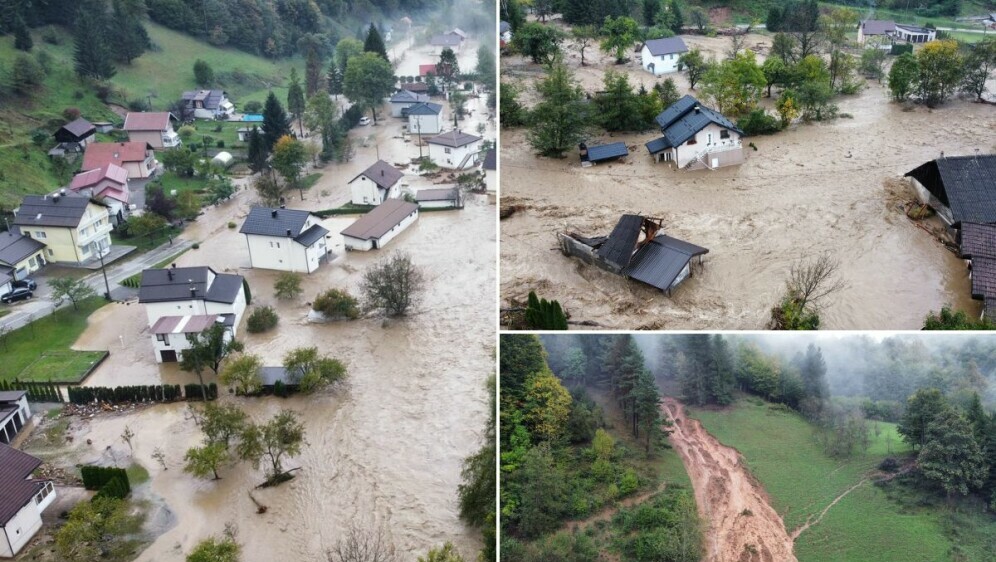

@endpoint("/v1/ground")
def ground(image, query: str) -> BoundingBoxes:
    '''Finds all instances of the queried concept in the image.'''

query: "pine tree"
[261,91,290,151]
[286,68,305,137]
[800,344,829,403]
[305,48,323,96]
[112,0,150,64]
[632,369,668,453]
[524,291,568,330]
[527,61,591,158]
[711,335,735,405]
[73,1,116,80]
[920,409,988,498]
[680,335,713,406]
[326,60,343,98]
[13,16,32,52]
[247,127,268,173]
[669,0,684,33]
[363,23,389,61]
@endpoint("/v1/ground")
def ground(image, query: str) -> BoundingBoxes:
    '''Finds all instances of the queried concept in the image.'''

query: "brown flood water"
[500,35,994,329]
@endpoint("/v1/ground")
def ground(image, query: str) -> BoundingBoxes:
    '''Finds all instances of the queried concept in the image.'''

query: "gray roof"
[352,160,405,190]
[181,89,227,110]
[500,21,511,33]
[645,136,672,154]
[483,148,496,171]
[294,224,329,247]
[584,142,628,162]
[905,155,996,225]
[427,130,481,148]
[623,234,708,291]
[240,207,314,238]
[57,118,95,139]
[0,391,26,403]
[861,20,896,35]
[643,37,688,56]
[0,444,45,524]
[138,266,244,304]
[0,232,45,266]
[416,188,459,202]
[430,34,462,46]
[390,90,430,104]
[654,95,743,146]
[895,23,932,33]
[406,102,443,116]
[341,199,419,241]
[0,266,12,287]
[959,222,996,259]
[970,255,996,301]
[597,215,644,270]
[13,193,97,228]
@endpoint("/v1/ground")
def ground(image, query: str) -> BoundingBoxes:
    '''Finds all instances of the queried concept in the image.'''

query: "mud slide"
[663,399,797,562]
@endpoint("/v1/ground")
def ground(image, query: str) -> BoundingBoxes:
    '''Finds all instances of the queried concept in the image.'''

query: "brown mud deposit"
[500,34,994,329]
[663,399,796,562]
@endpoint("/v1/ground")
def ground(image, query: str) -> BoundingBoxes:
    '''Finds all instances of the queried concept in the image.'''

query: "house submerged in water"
[645,95,744,171]
[558,214,708,295]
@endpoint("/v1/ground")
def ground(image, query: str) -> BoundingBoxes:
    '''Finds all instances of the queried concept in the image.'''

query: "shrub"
[94,476,130,500]
[178,125,196,140]
[312,288,360,320]
[619,469,639,496]
[242,100,263,114]
[227,221,236,229]
[217,140,225,148]
[246,306,279,333]
[80,466,130,492]
[274,272,303,300]
[62,107,81,121]
[192,242,200,249]
[737,109,783,136]
[127,98,150,112]
[879,457,900,472]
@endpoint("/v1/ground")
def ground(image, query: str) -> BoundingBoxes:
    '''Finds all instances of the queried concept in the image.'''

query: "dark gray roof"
[655,95,743,146]
[483,148,496,171]
[240,207,312,237]
[430,34,462,46]
[585,142,628,162]
[0,232,45,266]
[341,199,418,240]
[294,224,329,246]
[0,266,12,287]
[182,89,227,110]
[13,194,96,228]
[895,23,931,33]
[597,215,643,270]
[959,222,996,259]
[623,234,708,291]
[390,90,429,103]
[500,21,511,33]
[57,118,95,139]
[205,273,245,304]
[970,255,996,301]
[0,391,26,403]
[905,155,996,225]
[427,130,481,148]
[0,444,45,524]
[643,37,688,56]
[353,160,405,190]
[138,267,244,304]
[406,102,443,116]
[645,136,673,154]
[861,20,896,35]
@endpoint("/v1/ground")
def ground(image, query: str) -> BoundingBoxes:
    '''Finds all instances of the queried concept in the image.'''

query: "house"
[0,232,46,281]
[181,90,234,120]
[341,199,419,251]
[500,21,512,46]
[427,130,482,170]
[239,207,330,273]
[558,215,709,295]
[149,314,235,364]
[49,117,96,158]
[123,112,180,149]
[12,193,112,265]
[449,28,467,41]
[640,37,688,75]
[419,64,438,77]
[416,188,462,209]
[482,148,496,193]
[645,95,744,170]
[0,392,31,445]
[893,23,936,43]
[401,82,430,94]
[857,19,896,45]
[390,90,431,117]
[82,142,158,179]
[69,163,131,224]
[580,142,629,166]
[957,222,996,318]
[429,33,462,52]
[406,102,444,135]
[349,160,405,205]
[0,444,56,558]
[138,266,247,362]
[905,154,996,226]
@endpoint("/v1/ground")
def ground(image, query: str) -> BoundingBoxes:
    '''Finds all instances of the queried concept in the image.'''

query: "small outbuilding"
[0,391,31,445]
[53,118,96,148]
[416,187,463,209]
[340,198,419,251]
[580,142,628,166]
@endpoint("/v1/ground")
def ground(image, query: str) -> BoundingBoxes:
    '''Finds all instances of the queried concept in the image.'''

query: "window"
[444,148,452,154]
[276,242,280,248]
[34,481,53,505]
[156,334,170,345]
[720,129,730,140]
[28,257,36,268]
[687,138,697,145]
[34,231,46,239]
[47,249,54,257]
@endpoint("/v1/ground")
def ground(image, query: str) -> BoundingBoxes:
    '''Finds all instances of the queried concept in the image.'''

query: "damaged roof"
[596,214,644,270]
[623,235,709,291]
[905,155,996,225]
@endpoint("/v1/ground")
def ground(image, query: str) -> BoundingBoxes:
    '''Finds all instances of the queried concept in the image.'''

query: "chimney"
[286,229,292,237]
[171,263,177,268]
[271,209,278,218]
[52,194,60,203]
[280,204,285,209]
[167,269,173,280]
[60,188,67,196]
[189,287,197,297]
[694,105,700,114]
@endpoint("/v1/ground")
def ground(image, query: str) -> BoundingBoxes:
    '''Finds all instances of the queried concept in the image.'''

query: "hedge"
[68,384,182,405]
[81,466,130,493]
[184,383,218,401]
[313,204,376,218]
[0,379,62,402]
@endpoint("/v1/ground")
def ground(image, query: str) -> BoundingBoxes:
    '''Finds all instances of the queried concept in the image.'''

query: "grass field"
[0,297,108,383]
[688,397,996,562]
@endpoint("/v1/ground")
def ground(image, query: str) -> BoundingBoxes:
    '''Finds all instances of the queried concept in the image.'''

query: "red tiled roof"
[82,142,152,171]
[123,112,172,131]
[70,163,128,190]
[419,64,437,76]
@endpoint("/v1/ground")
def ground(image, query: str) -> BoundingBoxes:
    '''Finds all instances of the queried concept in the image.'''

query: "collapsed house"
[558,214,708,295]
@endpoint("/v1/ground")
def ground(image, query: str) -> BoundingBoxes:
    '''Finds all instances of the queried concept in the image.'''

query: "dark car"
[1,288,33,303]
[12,278,36,290]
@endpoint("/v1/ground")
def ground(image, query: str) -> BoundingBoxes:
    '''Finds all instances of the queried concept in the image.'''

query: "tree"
[274,272,303,299]
[770,252,846,329]
[924,307,996,330]
[458,377,495,560]
[688,6,710,32]
[600,16,639,64]
[920,409,988,498]
[271,135,307,199]
[475,45,496,93]
[527,61,591,158]
[253,173,282,207]
[73,1,116,80]
[11,54,44,94]
[184,442,229,480]
[916,39,962,107]
[418,543,465,562]
[238,410,306,480]
[13,16,32,51]
[283,346,347,393]
[593,70,643,131]
[511,443,568,538]
[246,127,268,174]
[360,252,424,317]
[220,353,264,395]
[334,37,363,73]
[287,68,306,137]
[160,146,197,176]
[112,0,150,64]
[771,32,797,63]
[179,323,245,392]
[305,48,323,96]
[572,25,597,67]
[342,52,395,124]
[860,48,887,82]
[888,52,918,102]
[262,92,291,152]
[513,22,563,65]
[679,48,709,90]
[899,388,949,450]
[820,7,858,89]
[654,77,680,108]
[700,50,766,118]
[187,531,241,562]
[436,48,460,90]
[51,277,97,310]
[312,288,359,319]
[961,37,996,102]
[363,23,389,61]
[534,0,556,22]
[326,59,344,98]
[326,526,398,562]
[56,497,140,562]
[762,56,788,97]
[199,402,248,450]
[667,0,684,33]
[524,291,568,329]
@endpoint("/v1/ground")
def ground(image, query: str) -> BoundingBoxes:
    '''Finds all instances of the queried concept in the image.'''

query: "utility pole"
[98,248,111,301]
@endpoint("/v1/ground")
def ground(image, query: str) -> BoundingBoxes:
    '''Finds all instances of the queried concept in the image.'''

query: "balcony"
[78,222,113,247]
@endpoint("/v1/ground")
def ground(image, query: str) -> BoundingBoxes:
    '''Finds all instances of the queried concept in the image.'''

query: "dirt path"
[663,398,797,562]
[564,482,667,533]
[789,479,867,541]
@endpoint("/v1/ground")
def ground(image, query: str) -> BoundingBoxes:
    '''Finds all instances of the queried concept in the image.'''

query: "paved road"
[0,239,194,333]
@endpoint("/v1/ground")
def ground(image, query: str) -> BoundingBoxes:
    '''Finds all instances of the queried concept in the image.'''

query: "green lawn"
[0,297,109,383]
[182,120,248,153]
[687,398,990,562]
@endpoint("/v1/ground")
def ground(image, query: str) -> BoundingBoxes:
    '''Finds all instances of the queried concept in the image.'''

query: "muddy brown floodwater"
[663,399,796,562]
[500,33,995,329]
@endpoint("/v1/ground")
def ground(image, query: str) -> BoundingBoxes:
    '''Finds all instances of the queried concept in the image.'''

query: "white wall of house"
[674,123,743,169]
[0,484,54,559]
[485,170,496,193]
[152,332,195,363]
[0,394,31,443]
[349,175,399,206]
[245,234,326,274]
[418,199,458,209]
[409,113,442,135]
[343,209,419,251]
[205,290,247,334]
[910,178,954,225]
[428,140,481,170]
[145,299,208,326]
[641,46,682,75]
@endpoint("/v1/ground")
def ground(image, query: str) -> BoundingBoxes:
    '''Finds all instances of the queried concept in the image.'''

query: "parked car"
[1,288,33,303]
[12,278,36,290]
[359,116,372,126]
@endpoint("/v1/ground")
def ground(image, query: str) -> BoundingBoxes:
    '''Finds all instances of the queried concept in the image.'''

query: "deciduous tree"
[360,252,424,316]
[51,277,97,310]
[220,354,264,395]
[342,52,395,124]
[600,16,639,64]
[283,346,347,393]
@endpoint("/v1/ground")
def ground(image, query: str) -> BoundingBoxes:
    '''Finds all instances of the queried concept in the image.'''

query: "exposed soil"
[663,398,797,562]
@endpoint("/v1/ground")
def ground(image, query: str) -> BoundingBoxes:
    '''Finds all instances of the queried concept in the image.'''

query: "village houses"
[427,130,482,170]
[82,142,158,180]
[348,160,405,206]
[341,198,419,251]
[68,163,131,224]
[640,37,688,75]
[123,112,181,149]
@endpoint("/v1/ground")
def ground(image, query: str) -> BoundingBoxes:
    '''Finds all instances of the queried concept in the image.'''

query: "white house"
[0,444,56,559]
[138,265,248,362]
[389,90,430,117]
[644,95,744,171]
[0,392,31,445]
[893,23,936,43]
[239,207,330,273]
[427,130,482,170]
[341,199,419,251]
[349,160,405,205]
[641,37,688,76]
[149,314,233,364]
[856,19,896,45]
[406,102,444,136]
[181,90,234,120]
